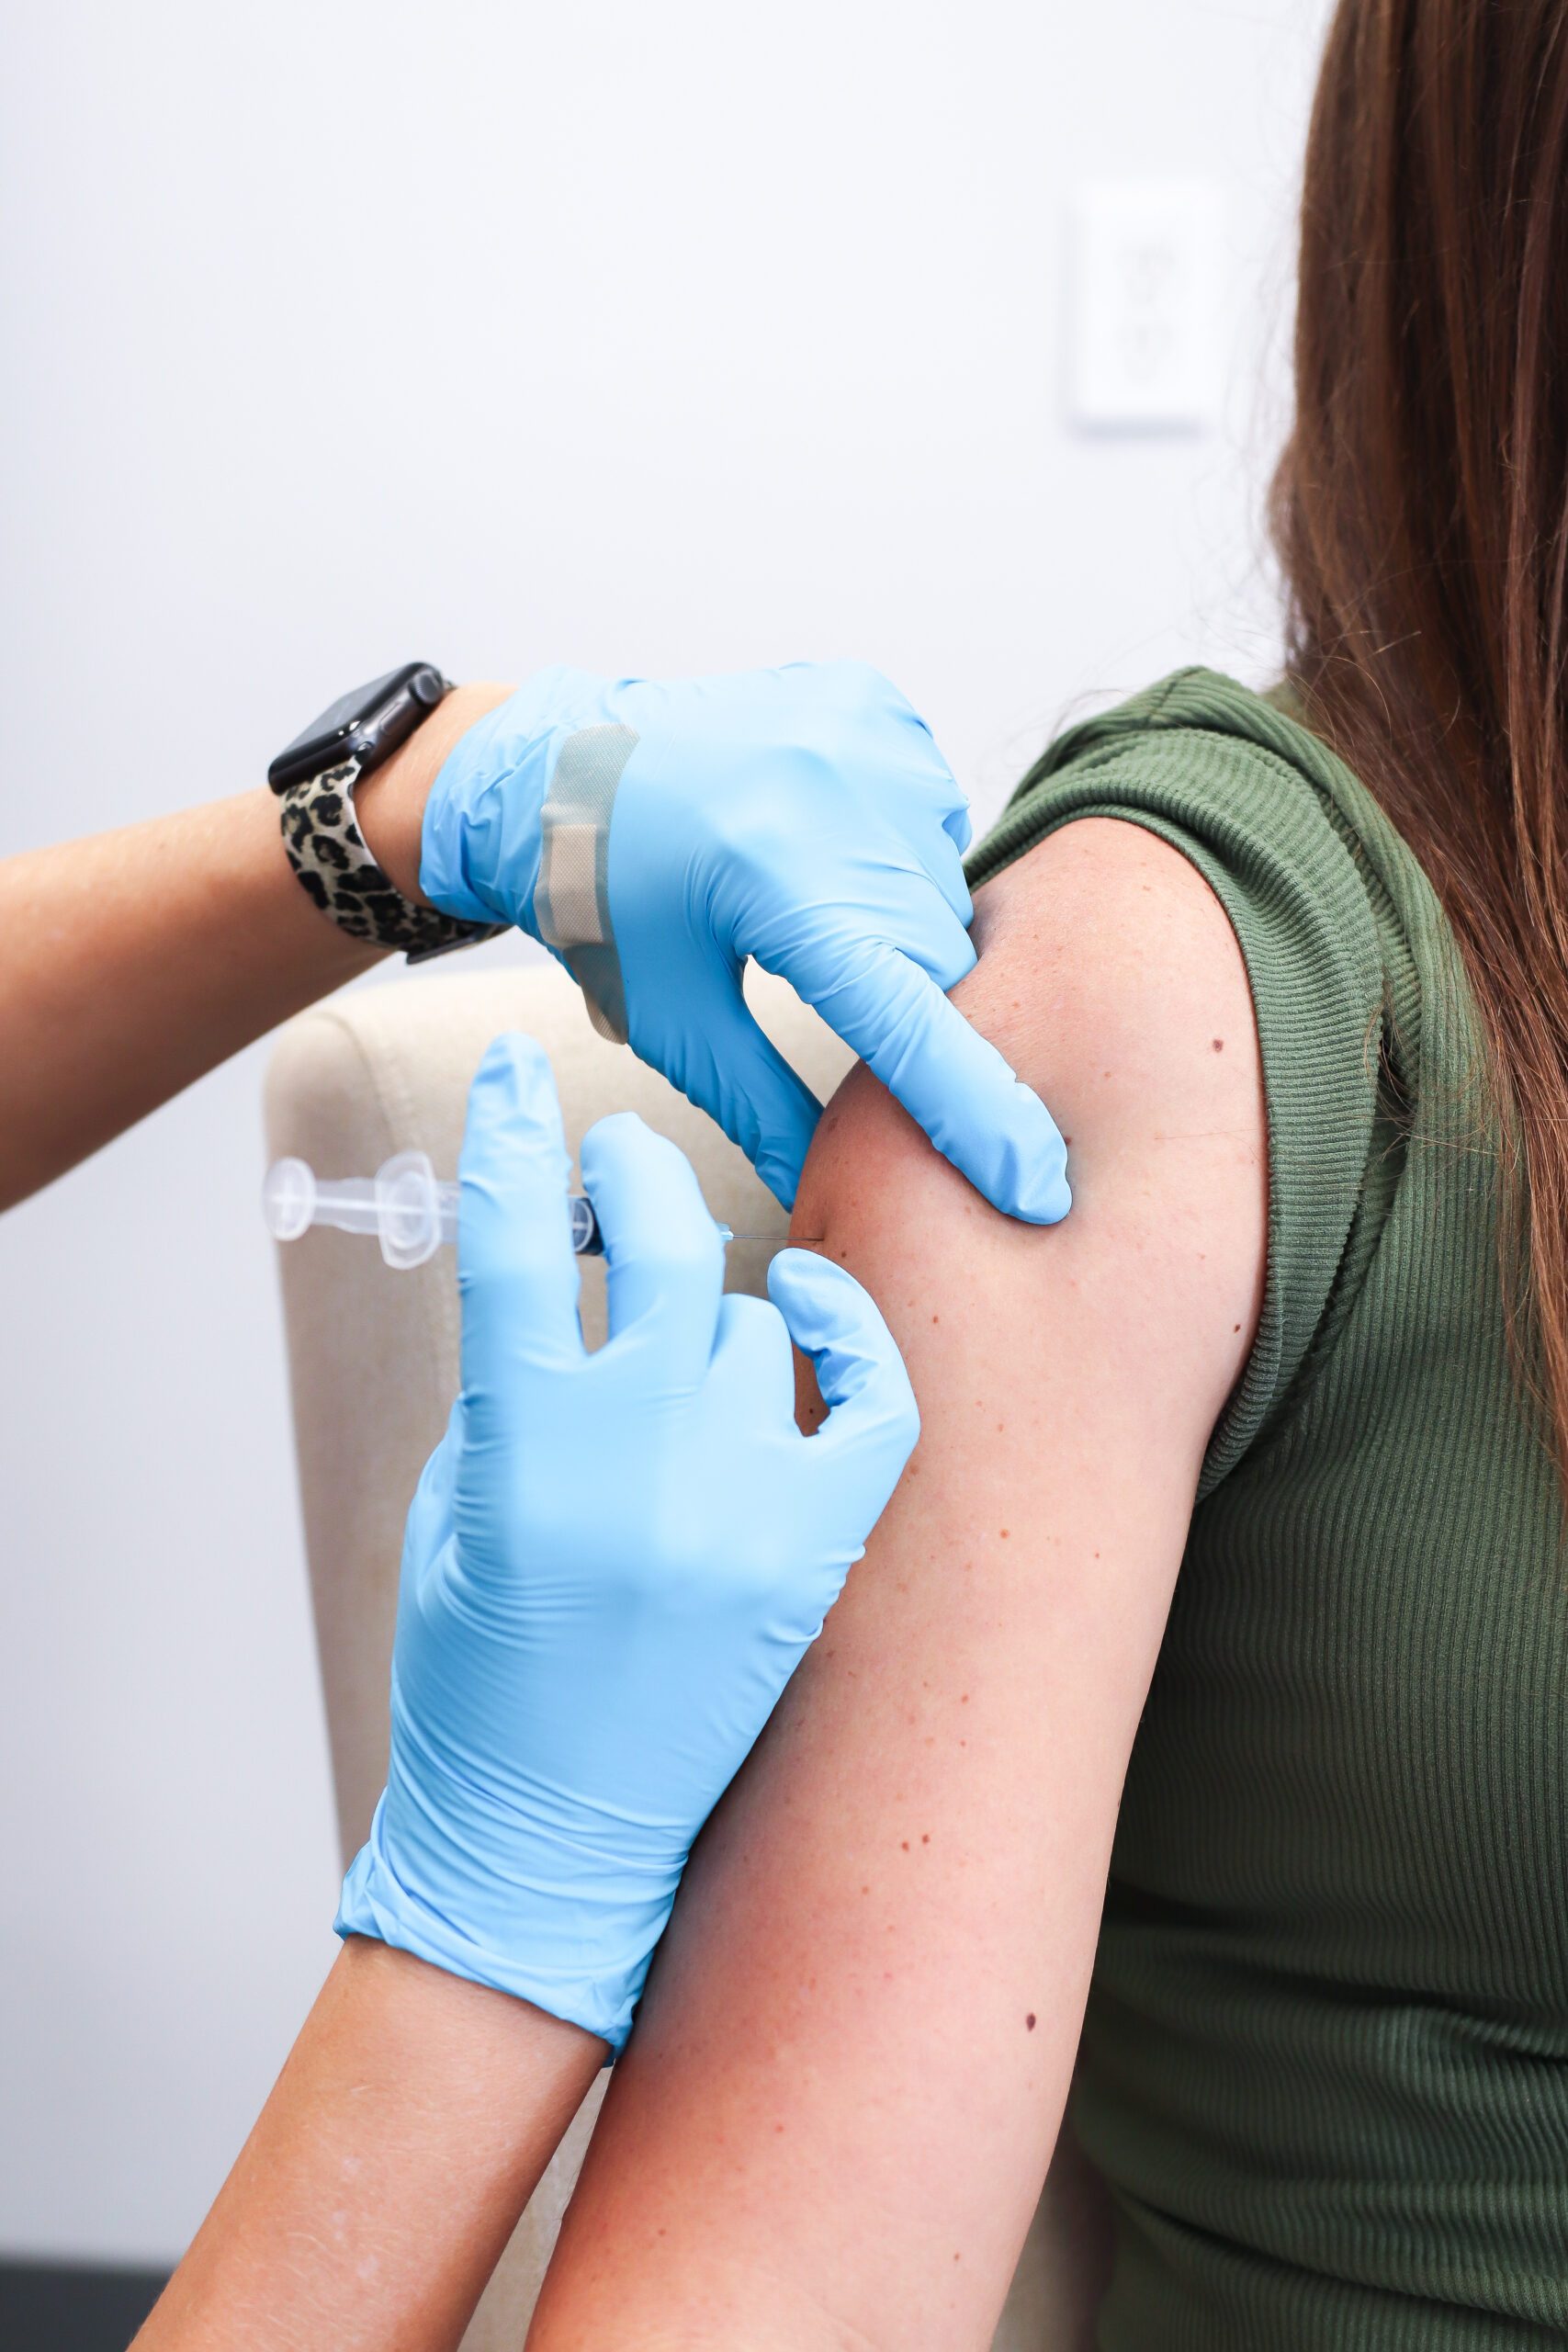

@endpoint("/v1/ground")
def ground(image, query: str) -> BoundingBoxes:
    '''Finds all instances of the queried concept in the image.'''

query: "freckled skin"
[530,818,1268,2352]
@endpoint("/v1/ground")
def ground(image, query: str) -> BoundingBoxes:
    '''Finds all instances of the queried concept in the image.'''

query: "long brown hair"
[1273,0,1568,1463]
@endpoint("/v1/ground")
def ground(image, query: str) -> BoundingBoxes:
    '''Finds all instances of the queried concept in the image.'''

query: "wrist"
[354,680,513,904]
[337,1781,676,2050]
[136,1937,602,2352]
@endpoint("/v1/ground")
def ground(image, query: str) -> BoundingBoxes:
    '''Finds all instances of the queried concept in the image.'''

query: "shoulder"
[972,675,1389,1030]
[964,813,1262,1178]
[795,813,1267,1482]
[973,679,1389,1069]
[953,685,1402,1481]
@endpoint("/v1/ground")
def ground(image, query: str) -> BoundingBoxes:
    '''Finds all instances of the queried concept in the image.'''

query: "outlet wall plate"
[1067,180,1226,434]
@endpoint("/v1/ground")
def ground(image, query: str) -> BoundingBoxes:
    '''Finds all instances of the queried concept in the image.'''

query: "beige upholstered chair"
[265,961,1110,2350]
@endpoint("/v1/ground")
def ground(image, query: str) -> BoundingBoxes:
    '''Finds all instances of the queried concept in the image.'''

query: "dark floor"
[0,2263,171,2351]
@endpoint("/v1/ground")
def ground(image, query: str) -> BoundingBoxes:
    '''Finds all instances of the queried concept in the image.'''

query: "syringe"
[263,1150,739,1271]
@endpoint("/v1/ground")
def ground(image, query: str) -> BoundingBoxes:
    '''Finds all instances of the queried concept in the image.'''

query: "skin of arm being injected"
[524,816,1269,2352]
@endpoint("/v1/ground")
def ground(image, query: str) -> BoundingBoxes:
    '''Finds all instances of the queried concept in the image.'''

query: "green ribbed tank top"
[968,671,1568,2348]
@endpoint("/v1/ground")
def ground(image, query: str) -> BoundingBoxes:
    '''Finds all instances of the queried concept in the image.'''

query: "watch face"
[267,662,446,794]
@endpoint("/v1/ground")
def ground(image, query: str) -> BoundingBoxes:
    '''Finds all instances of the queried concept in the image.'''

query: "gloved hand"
[336,1033,919,2047]
[420,662,1070,1223]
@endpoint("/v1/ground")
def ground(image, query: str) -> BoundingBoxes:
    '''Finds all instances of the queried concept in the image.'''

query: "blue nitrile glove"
[420,662,1070,1223]
[335,1033,919,2047]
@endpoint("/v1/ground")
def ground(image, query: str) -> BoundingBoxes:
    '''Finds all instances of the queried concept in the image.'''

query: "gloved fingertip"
[576,1107,652,1187]
[990,1100,1073,1227]
[578,1111,716,1251]
[470,1028,554,1108]
[461,1034,570,1175]
[765,1249,840,1363]
[877,998,1072,1228]
[764,1242,839,1329]
[1024,1167,1074,1225]
[767,1250,916,1421]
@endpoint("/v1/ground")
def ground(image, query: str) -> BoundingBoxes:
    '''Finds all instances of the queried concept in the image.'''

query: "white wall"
[0,0,1330,2265]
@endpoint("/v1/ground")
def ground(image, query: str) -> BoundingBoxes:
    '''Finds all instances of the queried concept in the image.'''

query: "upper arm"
[528,818,1268,2352]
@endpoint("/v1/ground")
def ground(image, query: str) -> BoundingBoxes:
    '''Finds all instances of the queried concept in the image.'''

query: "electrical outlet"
[1067,180,1225,432]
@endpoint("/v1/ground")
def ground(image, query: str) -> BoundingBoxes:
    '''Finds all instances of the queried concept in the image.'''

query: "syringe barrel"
[570,1195,604,1255]
[264,1155,605,1261]
[429,1184,600,1254]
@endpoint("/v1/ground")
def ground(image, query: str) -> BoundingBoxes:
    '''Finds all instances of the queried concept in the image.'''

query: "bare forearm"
[136,1939,604,2352]
[0,787,378,1207]
[0,681,509,1210]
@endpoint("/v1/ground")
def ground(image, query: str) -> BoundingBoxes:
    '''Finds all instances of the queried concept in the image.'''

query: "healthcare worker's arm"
[2,662,1067,1233]
[137,1034,918,2350]
[524,818,1268,2350]
[0,683,505,1212]
[138,1940,602,2352]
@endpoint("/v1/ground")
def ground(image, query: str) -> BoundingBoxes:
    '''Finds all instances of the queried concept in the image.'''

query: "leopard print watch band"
[278,758,503,965]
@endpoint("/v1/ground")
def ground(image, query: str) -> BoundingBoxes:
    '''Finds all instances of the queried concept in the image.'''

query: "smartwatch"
[268,662,504,964]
